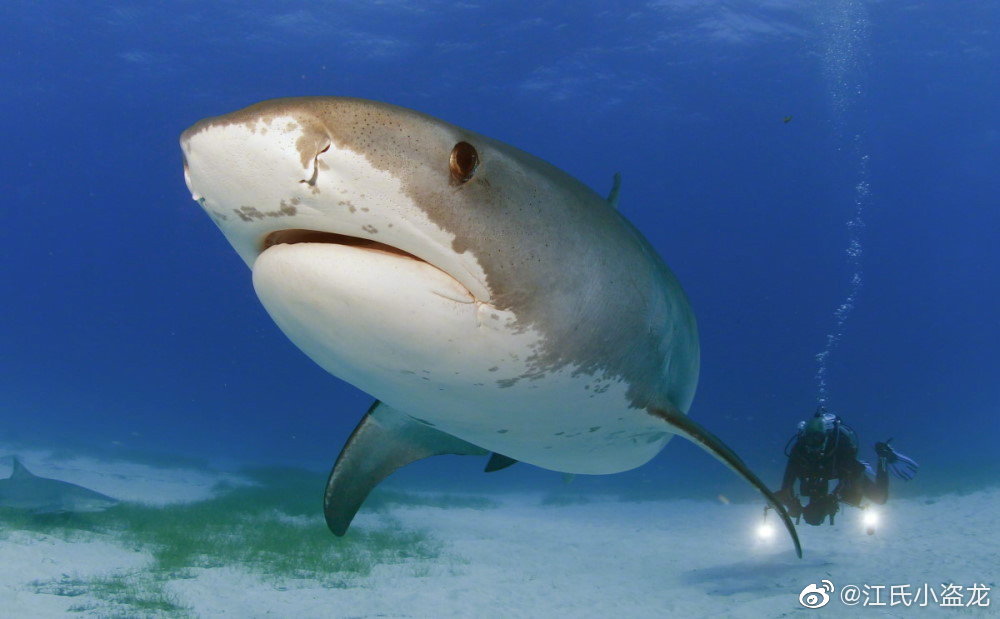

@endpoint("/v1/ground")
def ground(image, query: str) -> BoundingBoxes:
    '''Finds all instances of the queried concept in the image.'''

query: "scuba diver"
[774,407,918,526]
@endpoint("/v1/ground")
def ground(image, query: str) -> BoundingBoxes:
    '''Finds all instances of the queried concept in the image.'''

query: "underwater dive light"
[756,505,776,540]
[862,506,879,535]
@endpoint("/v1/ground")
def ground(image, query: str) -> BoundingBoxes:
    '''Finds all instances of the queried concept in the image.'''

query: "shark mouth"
[261,229,427,263]
[259,229,479,303]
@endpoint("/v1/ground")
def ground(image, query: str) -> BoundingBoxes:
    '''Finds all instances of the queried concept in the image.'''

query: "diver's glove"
[875,438,919,481]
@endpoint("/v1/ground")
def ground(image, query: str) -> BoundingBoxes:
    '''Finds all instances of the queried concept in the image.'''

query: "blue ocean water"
[2,0,996,509]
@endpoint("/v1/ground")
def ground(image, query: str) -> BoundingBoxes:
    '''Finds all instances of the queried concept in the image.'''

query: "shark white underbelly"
[253,241,668,475]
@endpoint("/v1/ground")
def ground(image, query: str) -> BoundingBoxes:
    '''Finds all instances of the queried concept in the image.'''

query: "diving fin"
[648,405,803,558]
[484,453,518,472]
[324,400,488,536]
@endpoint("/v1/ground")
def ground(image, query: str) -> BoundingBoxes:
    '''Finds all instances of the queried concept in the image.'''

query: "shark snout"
[180,151,201,202]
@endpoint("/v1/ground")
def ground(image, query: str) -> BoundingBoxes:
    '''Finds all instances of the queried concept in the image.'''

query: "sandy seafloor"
[0,446,995,618]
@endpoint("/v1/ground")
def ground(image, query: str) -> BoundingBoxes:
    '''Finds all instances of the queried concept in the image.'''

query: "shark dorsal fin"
[10,457,35,478]
[606,172,622,209]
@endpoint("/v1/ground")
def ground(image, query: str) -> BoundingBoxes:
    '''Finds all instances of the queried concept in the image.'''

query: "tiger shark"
[0,457,119,514]
[180,97,800,557]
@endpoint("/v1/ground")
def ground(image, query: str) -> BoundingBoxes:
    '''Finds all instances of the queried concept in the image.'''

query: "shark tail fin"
[10,457,34,478]
[324,401,488,536]
[648,405,803,558]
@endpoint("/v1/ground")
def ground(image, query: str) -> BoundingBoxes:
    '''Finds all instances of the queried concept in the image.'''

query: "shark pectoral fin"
[324,400,488,536]
[648,405,803,559]
[484,453,518,472]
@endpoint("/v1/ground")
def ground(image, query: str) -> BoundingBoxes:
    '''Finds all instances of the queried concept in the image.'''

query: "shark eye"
[449,141,479,184]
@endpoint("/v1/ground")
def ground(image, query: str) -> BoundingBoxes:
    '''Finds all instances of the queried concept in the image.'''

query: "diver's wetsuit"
[779,424,888,525]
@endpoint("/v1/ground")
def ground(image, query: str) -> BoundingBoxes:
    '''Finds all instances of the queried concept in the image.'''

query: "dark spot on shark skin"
[589,426,601,433]
[362,225,378,234]
[233,203,298,223]
[646,432,667,444]
[488,366,499,372]
[296,130,331,170]
[400,370,415,375]
[496,377,519,388]
[554,431,565,436]
[497,429,508,434]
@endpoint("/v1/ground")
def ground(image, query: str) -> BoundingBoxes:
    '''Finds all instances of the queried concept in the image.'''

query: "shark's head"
[180,97,501,303]
[181,97,696,423]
